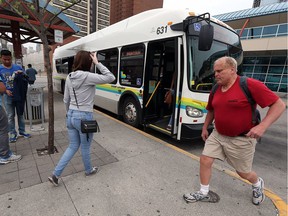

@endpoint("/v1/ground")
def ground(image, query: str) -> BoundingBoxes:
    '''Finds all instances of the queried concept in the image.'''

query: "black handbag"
[70,74,100,136]
[81,120,100,133]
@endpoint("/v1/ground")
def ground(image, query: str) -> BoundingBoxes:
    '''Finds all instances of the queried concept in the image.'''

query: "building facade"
[110,0,163,25]
[52,0,110,37]
[253,0,287,7]
[214,1,287,93]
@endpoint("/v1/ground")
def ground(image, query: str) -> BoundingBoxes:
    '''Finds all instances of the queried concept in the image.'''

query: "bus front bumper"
[180,123,214,140]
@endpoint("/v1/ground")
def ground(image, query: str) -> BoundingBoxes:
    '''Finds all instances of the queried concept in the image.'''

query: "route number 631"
[156,26,168,35]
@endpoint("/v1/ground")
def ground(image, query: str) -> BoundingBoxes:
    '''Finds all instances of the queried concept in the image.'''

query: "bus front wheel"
[123,97,140,127]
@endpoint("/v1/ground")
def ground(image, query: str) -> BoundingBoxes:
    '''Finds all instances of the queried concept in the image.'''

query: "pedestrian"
[25,64,37,85]
[183,56,285,205]
[48,51,115,186]
[0,50,31,143]
[0,76,22,164]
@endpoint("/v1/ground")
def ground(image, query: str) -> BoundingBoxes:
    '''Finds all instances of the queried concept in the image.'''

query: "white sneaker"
[252,177,265,205]
[183,191,210,203]
[85,167,99,176]
[0,158,10,165]
[7,153,22,162]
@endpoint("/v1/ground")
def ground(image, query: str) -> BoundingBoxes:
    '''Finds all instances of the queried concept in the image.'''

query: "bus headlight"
[186,106,204,117]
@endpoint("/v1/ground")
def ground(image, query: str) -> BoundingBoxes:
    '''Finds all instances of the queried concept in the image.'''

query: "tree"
[0,0,81,154]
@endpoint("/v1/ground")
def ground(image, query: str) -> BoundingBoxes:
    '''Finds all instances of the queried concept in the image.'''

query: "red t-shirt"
[206,76,279,136]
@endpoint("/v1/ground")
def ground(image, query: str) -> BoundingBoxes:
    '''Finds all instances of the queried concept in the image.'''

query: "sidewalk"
[0,78,281,216]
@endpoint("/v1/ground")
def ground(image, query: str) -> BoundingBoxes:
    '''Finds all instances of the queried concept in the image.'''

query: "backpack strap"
[239,76,257,124]
[210,83,219,100]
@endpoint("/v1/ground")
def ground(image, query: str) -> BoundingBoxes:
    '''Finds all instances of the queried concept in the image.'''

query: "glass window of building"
[281,75,287,84]
[262,26,278,38]
[252,73,266,82]
[284,66,288,74]
[266,74,281,83]
[249,27,262,39]
[254,66,268,74]
[270,56,287,65]
[255,57,270,64]
[242,66,254,73]
[277,24,288,36]
[243,57,257,64]
[240,29,249,39]
[266,83,279,91]
[243,55,287,93]
[268,66,285,74]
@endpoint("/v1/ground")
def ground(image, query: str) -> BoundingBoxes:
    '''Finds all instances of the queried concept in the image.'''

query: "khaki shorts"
[202,129,257,173]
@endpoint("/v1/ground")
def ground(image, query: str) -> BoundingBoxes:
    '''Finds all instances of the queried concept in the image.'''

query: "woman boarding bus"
[53,8,243,141]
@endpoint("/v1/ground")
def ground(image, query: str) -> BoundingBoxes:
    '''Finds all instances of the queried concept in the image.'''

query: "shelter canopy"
[0,0,80,45]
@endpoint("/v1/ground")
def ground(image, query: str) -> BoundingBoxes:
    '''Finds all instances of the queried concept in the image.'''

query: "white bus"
[53,8,243,140]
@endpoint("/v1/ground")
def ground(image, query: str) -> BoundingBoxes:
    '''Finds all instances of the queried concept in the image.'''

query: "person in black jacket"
[0,76,22,164]
[0,50,31,143]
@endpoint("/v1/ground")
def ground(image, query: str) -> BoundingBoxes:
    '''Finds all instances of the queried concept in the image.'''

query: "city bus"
[53,8,243,140]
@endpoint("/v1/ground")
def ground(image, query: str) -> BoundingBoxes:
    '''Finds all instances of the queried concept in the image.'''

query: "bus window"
[120,44,145,87]
[56,57,74,74]
[189,39,228,91]
[188,39,242,91]
[55,59,61,73]
[228,45,243,74]
[97,48,118,84]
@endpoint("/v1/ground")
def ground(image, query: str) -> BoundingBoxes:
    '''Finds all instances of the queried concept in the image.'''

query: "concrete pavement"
[0,76,285,216]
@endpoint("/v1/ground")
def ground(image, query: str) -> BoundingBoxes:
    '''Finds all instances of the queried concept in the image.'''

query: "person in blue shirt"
[0,50,31,143]
[0,76,22,164]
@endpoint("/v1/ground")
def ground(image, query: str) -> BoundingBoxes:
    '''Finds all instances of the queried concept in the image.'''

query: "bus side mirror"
[198,24,214,51]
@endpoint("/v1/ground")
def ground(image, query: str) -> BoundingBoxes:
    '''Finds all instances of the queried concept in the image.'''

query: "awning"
[0,0,80,45]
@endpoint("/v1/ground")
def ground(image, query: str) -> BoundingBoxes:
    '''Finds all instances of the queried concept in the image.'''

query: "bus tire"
[123,97,140,127]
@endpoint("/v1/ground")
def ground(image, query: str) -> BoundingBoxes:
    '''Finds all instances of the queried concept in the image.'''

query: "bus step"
[146,123,171,135]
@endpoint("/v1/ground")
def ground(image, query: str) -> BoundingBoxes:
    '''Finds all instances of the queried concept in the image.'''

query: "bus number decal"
[156,26,168,35]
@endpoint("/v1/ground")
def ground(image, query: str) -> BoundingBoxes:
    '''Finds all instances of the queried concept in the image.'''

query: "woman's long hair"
[72,51,93,72]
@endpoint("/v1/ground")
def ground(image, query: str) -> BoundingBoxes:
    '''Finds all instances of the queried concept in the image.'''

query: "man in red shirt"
[183,56,286,205]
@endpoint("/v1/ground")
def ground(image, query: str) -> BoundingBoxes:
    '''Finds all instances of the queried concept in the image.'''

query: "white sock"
[252,178,261,188]
[200,184,209,195]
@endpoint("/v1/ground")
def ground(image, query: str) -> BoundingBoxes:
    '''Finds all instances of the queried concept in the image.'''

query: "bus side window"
[120,44,145,88]
[96,49,118,84]
[56,57,74,74]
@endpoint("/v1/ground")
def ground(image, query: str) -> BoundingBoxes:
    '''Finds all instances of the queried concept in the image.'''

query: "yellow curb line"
[95,109,287,216]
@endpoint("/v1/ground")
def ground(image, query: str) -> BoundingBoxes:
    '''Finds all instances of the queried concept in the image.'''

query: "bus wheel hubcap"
[125,103,136,123]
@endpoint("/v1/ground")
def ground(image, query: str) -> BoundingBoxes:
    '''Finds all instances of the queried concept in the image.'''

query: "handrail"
[145,80,161,108]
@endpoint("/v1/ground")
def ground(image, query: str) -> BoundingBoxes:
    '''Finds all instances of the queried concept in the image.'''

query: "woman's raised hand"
[90,52,98,64]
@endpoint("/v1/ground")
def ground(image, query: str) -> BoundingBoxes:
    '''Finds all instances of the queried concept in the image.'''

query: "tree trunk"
[42,40,55,154]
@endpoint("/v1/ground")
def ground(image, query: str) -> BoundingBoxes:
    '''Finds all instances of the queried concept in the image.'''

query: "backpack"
[210,76,261,125]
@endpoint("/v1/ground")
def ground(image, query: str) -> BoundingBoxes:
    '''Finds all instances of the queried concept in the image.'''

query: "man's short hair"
[0,50,12,57]
[28,64,32,67]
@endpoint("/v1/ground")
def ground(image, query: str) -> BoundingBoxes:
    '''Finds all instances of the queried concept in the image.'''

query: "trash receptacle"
[24,84,45,131]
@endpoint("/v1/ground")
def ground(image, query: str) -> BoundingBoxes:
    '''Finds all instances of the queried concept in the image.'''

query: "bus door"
[143,38,179,135]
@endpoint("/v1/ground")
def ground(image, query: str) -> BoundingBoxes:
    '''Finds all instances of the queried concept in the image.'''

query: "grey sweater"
[64,63,115,112]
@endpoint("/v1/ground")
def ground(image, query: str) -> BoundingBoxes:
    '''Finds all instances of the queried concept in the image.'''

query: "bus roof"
[54,8,233,58]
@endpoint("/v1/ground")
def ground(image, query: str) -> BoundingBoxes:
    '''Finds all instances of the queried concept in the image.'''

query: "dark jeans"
[0,106,11,159]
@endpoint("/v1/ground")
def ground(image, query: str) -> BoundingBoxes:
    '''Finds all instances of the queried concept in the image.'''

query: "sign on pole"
[54,29,63,43]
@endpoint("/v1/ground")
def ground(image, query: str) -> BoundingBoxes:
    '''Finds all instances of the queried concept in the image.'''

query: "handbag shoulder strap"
[69,74,79,109]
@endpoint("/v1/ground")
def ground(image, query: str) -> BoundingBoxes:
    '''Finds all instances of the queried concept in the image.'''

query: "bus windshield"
[188,23,243,92]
